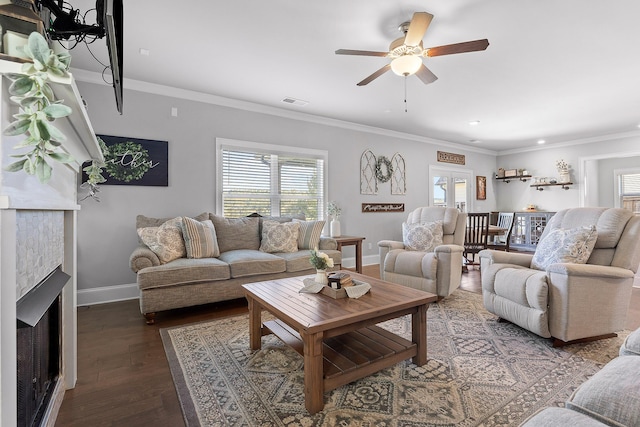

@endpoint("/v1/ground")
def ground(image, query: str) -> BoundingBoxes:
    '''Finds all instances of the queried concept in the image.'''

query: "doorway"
[429,166,473,212]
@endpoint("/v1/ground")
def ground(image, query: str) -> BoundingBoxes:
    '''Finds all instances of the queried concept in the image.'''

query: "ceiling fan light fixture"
[390,55,422,76]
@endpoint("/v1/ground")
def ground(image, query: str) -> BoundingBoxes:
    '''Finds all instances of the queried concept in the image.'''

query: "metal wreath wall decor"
[360,150,406,195]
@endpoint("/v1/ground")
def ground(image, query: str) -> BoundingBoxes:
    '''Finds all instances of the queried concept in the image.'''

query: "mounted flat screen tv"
[97,0,123,114]
[37,0,124,114]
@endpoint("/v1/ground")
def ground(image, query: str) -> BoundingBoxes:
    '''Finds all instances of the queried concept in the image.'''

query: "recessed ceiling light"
[537,139,546,144]
[469,139,481,144]
[468,120,480,126]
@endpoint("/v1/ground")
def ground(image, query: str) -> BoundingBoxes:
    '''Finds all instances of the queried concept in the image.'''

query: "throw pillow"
[259,220,300,253]
[181,217,220,259]
[530,225,598,270]
[209,214,260,253]
[293,219,325,249]
[402,221,444,252]
[137,217,186,264]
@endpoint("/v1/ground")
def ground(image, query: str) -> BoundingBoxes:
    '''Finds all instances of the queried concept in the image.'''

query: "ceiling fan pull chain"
[404,75,408,113]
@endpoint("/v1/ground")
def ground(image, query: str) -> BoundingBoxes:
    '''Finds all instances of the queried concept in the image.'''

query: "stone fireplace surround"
[0,59,102,427]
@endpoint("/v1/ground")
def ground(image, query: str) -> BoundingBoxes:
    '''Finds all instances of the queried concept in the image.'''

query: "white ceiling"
[65,0,640,152]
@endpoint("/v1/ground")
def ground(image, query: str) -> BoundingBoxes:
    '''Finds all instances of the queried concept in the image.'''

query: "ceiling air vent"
[281,97,309,107]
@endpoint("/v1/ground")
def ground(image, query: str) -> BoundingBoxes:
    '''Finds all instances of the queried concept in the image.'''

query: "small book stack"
[328,272,352,289]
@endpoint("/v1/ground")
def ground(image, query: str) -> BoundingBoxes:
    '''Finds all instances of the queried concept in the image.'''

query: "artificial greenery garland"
[375,156,393,183]
[2,32,105,190]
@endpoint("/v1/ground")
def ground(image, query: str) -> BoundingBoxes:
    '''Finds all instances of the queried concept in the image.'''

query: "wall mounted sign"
[84,135,169,186]
[361,203,405,213]
[437,151,465,165]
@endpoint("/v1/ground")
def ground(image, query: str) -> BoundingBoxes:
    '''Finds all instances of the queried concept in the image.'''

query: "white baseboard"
[341,255,379,270]
[77,283,139,306]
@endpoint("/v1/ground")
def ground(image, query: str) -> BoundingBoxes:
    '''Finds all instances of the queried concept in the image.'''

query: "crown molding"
[70,68,497,156]
[497,130,640,156]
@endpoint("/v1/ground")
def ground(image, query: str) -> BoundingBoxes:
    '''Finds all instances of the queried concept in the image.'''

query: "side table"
[332,235,365,273]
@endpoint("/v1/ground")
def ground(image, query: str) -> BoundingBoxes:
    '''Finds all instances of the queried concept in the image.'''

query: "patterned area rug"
[160,290,627,426]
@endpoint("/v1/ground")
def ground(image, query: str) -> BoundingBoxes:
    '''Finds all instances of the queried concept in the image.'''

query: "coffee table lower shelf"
[263,319,417,391]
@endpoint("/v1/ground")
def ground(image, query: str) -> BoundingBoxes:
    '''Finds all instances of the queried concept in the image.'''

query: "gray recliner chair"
[479,207,640,346]
[378,207,466,299]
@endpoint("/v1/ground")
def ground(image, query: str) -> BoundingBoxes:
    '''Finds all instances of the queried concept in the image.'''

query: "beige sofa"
[130,213,341,324]
[520,326,640,426]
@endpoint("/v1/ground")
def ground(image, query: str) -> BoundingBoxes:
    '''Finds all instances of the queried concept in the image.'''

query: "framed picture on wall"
[476,176,487,200]
[82,135,169,186]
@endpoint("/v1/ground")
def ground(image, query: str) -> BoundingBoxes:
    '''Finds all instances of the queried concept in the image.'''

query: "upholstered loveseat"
[520,326,640,426]
[130,213,341,324]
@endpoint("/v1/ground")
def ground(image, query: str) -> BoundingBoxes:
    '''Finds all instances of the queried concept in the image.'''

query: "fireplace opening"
[16,267,69,427]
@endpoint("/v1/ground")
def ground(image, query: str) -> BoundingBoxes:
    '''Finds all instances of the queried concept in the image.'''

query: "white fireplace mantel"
[0,58,102,427]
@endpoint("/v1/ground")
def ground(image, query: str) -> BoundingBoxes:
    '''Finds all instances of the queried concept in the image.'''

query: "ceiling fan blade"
[335,49,388,57]
[426,39,489,57]
[415,64,438,85]
[357,64,391,86]
[404,12,433,47]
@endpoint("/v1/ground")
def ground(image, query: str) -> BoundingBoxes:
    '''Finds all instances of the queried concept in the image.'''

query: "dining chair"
[464,212,490,268]
[487,212,515,251]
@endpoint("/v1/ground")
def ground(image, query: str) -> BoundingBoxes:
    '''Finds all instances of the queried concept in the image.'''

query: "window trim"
[215,137,328,217]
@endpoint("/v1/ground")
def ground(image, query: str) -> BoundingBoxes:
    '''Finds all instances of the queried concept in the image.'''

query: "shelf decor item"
[556,159,571,183]
[504,169,518,177]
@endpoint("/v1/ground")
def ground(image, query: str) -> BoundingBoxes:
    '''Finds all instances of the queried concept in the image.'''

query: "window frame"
[215,138,328,219]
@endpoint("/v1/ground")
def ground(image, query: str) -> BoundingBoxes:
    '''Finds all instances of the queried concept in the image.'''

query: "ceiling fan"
[336,12,489,86]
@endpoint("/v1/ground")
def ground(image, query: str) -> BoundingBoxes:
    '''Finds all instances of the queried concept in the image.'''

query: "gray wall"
[596,156,640,207]
[496,135,640,213]
[76,82,498,292]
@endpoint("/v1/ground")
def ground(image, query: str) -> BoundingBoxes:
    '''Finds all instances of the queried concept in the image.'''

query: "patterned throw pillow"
[530,225,598,271]
[181,217,220,259]
[402,221,444,252]
[259,220,300,253]
[293,219,325,249]
[137,217,186,264]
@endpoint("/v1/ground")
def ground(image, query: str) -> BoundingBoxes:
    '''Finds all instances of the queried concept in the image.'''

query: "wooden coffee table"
[242,271,437,414]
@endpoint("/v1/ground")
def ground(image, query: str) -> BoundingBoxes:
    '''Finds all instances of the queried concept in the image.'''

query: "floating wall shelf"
[495,175,532,183]
[531,182,572,191]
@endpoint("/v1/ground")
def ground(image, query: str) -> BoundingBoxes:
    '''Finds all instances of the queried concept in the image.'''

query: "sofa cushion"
[565,356,640,427]
[137,257,230,290]
[137,217,186,264]
[181,217,220,259]
[520,407,609,426]
[620,327,640,357]
[293,219,325,249]
[259,220,300,253]
[384,249,438,280]
[218,250,286,278]
[402,221,443,252]
[531,225,598,270]
[210,214,260,252]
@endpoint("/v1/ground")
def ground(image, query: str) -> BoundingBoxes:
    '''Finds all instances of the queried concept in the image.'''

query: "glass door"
[429,166,473,212]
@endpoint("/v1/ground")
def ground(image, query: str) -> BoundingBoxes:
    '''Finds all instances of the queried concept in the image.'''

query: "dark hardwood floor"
[56,265,640,426]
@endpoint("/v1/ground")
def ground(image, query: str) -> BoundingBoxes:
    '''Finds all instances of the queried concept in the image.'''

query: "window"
[616,170,640,214]
[216,138,327,219]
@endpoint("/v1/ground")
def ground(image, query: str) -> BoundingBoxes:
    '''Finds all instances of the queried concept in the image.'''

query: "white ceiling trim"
[497,130,640,157]
[70,68,497,156]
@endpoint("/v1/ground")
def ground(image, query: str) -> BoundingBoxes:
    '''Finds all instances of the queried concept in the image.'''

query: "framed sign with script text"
[83,135,169,186]
[361,203,405,213]
[437,151,465,165]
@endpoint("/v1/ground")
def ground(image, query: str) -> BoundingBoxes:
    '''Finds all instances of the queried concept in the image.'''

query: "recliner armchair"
[378,207,467,299]
[479,207,640,346]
